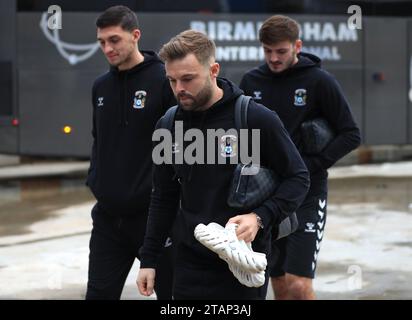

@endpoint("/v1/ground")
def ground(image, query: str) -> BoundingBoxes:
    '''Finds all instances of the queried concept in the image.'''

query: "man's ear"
[210,62,220,79]
[132,28,141,42]
[295,39,302,54]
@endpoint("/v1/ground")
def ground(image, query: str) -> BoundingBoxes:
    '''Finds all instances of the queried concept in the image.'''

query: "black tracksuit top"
[87,51,175,216]
[240,52,361,181]
[140,78,310,269]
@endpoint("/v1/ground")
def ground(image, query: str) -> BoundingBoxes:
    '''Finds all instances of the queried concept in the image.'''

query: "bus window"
[0,62,13,117]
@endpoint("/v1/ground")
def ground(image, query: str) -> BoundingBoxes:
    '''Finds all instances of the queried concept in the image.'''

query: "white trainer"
[194,222,267,272]
[225,259,266,288]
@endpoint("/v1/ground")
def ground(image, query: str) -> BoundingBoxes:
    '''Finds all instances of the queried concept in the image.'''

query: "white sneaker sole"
[194,222,267,272]
[226,260,265,288]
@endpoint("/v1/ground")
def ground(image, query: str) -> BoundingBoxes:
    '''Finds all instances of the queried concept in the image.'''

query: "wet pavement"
[313,177,412,300]
[0,163,412,300]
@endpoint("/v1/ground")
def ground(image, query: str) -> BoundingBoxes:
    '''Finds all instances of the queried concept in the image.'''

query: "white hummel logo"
[318,210,325,219]
[172,142,180,154]
[305,222,316,233]
[164,237,173,248]
[97,97,104,107]
[319,199,326,209]
[253,91,262,100]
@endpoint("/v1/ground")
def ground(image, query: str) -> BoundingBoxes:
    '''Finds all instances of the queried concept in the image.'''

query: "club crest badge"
[294,88,307,107]
[220,135,237,158]
[133,90,147,109]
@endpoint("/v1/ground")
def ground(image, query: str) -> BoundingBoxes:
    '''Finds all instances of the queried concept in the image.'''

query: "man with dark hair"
[137,30,310,300]
[240,15,361,300]
[86,5,175,300]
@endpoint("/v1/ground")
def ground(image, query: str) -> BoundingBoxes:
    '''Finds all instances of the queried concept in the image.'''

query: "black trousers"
[172,246,269,300]
[86,204,174,300]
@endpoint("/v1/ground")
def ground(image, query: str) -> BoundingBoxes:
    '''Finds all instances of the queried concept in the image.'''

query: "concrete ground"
[0,155,19,167]
[0,161,412,300]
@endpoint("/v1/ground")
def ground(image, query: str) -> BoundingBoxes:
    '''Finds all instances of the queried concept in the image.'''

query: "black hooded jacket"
[140,78,310,271]
[86,51,176,216]
[240,52,361,181]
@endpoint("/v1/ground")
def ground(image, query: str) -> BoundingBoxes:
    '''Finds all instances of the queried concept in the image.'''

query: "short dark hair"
[96,5,139,32]
[159,30,216,66]
[259,15,300,45]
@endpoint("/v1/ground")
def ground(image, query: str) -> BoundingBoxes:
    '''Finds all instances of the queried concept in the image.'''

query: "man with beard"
[86,5,175,300]
[239,15,361,300]
[136,30,310,299]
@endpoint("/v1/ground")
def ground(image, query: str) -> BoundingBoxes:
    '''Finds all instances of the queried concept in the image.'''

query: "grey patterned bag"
[301,117,335,155]
[226,95,298,240]
[227,163,280,210]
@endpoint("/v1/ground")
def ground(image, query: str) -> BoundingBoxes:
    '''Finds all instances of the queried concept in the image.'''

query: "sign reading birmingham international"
[190,19,359,62]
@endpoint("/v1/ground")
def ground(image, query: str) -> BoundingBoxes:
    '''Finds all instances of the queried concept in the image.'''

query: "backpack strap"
[234,95,251,131]
[164,96,251,131]
[160,105,178,130]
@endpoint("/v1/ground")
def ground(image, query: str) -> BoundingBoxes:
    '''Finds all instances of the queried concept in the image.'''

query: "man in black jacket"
[137,30,310,300]
[240,15,361,300]
[86,5,175,300]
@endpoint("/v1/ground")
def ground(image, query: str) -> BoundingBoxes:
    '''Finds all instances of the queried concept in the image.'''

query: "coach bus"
[1,0,412,157]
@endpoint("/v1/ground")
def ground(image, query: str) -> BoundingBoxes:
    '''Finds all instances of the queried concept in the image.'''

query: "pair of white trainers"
[194,222,266,288]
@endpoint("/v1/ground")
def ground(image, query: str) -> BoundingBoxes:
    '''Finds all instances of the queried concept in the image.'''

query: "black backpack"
[159,95,297,241]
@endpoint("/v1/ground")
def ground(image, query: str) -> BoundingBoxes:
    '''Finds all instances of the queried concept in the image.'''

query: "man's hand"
[137,268,156,296]
[226,213,261,243]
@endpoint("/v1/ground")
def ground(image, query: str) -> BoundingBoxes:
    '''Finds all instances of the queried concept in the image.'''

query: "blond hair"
[159,30,216,66]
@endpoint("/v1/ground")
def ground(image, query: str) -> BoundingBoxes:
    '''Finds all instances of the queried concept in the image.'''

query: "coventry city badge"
[220,135,237,158]
[133,90,147,109]
[294,88,307,107]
